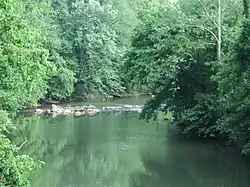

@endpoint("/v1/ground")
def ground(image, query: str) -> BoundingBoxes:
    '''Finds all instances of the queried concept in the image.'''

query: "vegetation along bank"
[1,0,250,186]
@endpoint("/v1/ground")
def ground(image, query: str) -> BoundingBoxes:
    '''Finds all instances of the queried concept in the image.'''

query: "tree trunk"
[217,0,221,61]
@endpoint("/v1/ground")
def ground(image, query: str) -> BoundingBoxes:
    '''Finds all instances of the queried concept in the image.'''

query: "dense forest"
[1,0,250,186]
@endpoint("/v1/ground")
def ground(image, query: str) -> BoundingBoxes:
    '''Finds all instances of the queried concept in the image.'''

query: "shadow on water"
[13,111,250,187]
[130,133,250,187]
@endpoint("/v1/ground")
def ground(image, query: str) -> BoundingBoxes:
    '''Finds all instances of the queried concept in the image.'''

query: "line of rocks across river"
[34,104,143,117]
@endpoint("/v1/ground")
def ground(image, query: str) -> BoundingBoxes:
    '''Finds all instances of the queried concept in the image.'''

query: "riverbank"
[41,93,149,105]
[23,93,150,110]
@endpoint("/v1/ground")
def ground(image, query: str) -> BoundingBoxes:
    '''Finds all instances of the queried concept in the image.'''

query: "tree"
[16,0,76,101]
[0,0,53,112]
[70,0,124,99]
[0,0,49,186]
[215,0,250,154]
[124,0,248,149]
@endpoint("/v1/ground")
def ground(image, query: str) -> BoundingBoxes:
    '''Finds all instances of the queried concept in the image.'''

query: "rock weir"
[35,104,143,117]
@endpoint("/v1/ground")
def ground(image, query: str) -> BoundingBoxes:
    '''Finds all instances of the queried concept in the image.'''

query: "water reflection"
[131,142,250,187]
[14,113,250,187]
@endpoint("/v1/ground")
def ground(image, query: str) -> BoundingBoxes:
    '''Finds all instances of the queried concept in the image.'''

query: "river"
[14,98,250,187]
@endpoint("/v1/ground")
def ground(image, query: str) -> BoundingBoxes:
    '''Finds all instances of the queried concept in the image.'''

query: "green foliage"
[47,0,142,99]
[0,1,49,186]
[16,0,75,100]
[0,110,42,187]
[215,18,250,153]
[2,0,250,184]
[124,0,250,154]
[0,0,149,185]
[46,52,76,100]
[0,0,53,112]
[70,0,124,98]
[0,0,12,10]
[102,0,139,47]
[124,3,183,93]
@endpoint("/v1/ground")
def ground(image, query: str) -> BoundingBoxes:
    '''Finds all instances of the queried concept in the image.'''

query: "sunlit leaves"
[71,0,124,98]
[0,1,49,186]
[0,0,52,112]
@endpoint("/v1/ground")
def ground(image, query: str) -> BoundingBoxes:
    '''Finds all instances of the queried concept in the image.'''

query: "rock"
[86,108,99,115]
[88,105,96,109]
[74,111,82,116]
[74,107,86,113]
[51,104,57,112]
[63,108,73,115]
[51,104,63,113]
[31,103,145,116]
[35,108,44,114]
[135,105,142,108]
[52,113,58,118]
[123,105,132,108]
[101,107,112,112]
[58,108,64,113]
[137,108,143,113]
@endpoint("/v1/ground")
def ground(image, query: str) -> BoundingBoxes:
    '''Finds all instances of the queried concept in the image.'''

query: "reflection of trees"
[13,113,162,187]
[13,115,74,160]
[13,113,250,187]
[130,141,250,187]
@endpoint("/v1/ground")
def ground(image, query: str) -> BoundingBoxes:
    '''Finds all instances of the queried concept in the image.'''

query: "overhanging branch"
[187,25,219,43]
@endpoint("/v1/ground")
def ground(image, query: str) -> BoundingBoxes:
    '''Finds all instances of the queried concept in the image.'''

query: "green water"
[14,99,250,187]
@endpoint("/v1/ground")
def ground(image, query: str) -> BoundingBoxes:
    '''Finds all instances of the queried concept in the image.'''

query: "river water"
[14,98,250,187]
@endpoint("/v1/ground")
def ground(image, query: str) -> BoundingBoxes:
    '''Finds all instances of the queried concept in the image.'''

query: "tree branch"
[187,24,219,43]
[16,140,27,151]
